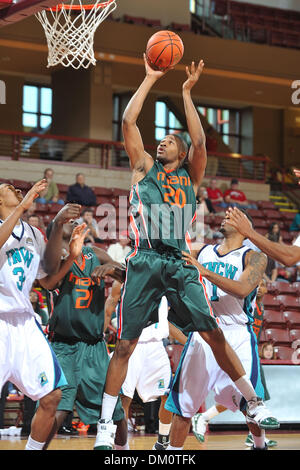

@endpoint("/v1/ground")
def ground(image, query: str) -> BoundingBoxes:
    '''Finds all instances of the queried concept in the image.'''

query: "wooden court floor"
[0,431,299,451]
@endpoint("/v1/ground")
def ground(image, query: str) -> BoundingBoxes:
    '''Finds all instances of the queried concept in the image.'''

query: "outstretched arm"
[0,180,47,250]
[227,207,300,267]
[39,223,89,290]
[122,54,169,173]
[91,246,126,284]
[183,60,207,189]
[182,250,267,299]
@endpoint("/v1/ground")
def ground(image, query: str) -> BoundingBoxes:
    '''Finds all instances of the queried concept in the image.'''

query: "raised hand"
[143,53,172,80]
[69,223,89,259]
[226,207,253,238]
[19,179,48,211]
[53,203,82,226]
[183,60,205,92]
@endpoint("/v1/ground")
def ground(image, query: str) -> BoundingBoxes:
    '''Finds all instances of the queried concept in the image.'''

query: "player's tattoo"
[246,251,267,287]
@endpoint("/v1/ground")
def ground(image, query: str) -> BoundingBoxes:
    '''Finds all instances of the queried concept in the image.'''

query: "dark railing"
[0,129,269,181]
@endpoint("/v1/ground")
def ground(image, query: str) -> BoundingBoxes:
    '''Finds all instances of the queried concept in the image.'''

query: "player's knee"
[115,340,137,361]
[39,388,62,413]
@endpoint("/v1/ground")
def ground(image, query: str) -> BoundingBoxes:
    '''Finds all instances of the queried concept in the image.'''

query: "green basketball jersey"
[49,246,105,343]
[129,160,196,252]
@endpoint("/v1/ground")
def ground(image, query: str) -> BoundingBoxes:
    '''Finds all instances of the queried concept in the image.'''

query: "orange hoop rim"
[48,0,115,11]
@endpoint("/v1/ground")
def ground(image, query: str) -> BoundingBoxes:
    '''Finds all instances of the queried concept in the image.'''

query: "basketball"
[146,30,184,71]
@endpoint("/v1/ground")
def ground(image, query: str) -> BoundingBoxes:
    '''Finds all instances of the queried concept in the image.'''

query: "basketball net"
[36,0,117,69]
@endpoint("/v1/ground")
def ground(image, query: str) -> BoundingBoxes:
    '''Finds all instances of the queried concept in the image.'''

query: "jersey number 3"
[13,267,26,291]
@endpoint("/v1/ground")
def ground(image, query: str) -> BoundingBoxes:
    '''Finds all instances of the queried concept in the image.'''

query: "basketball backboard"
[0,0,61,26]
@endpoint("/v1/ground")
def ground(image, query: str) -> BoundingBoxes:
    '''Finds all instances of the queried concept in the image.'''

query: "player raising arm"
[227,207,300,267]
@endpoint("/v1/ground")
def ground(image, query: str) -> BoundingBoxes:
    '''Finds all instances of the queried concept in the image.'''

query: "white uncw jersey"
[138,296,169,342]
[0,220,47,316]
[198,244,256,326]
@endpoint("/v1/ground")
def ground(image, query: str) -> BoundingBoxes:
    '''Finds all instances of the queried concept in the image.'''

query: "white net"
[36,0,117,69]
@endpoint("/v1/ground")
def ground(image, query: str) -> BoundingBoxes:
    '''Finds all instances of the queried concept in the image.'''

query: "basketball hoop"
[36,0,117,69]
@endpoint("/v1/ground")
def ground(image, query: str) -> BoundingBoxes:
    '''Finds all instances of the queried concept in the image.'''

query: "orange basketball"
[146,30,184,71]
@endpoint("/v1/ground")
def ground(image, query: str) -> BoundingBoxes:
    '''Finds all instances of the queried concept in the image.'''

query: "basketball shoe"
[152,435,170,450]
[245,433,277,447]
[191,413,208,443]
[94,419,116,450]
[246,398,280,430]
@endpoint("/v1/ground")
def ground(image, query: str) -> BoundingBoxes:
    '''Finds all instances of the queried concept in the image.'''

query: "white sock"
[252,430,266,449]
[166,444,183,450]
[100,393,119,421]
[158,421,172,437]
[234,375,257,402]
[201,405,220,422]
[114,441,130,450]
[25,435,45,451]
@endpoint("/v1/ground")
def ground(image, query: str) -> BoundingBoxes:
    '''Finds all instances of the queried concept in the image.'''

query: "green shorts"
[51,340,124,424]
[117,248,218,340]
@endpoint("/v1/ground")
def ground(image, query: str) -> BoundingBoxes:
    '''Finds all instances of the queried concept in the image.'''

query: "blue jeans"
[219,202,258,210]
[35,198,64,205]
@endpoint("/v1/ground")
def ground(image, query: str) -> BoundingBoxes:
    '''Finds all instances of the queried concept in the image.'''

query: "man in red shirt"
[222,179,257,209]
[206,178,224,204]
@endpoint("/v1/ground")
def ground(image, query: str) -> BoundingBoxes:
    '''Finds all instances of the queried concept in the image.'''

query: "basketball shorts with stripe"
[120,340,172,403]
[117,248,218,341]
[165,324,265,418]
[0,312,67,401]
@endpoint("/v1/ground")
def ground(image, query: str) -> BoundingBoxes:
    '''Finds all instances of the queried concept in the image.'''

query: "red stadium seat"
[263,294,282,310]
[259,329,266,343]
[281,211,297,222]
[35,203,48,213]
[166,344,184,374]
[92,187,113,197]
[247,209,264,218]
[269,281,299,296]
[257,201,276,210]
[262,209,282,220]
[283,311,300,329]
[48,203,64,214]
[264,328,290,345]
[276,295,300,311]
[10,179,32,190]
[289,329,300,342]
[292,282,300,294]
[263,310,286,328]
[274,346,294,361]
[252,218,269,229]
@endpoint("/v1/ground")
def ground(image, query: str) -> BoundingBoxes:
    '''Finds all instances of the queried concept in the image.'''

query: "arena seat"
[35,203,48,213]
[10,179,32,190]
[262,209,282,220]
[274,345,294,361]
[276,295,300,311]
[48,203,64,214]
[253,218,268,229]
[262,294,282,310]
[264,328,290,345]
[268,281,299,296]
[283,311,300,329]
[247,209,264,218]
[263,310,286,328]
[92,187,114,196]
[289,329,300,342]
[292,282,300,293]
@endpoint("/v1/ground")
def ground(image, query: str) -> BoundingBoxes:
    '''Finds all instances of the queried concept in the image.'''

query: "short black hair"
[173,134,188,156]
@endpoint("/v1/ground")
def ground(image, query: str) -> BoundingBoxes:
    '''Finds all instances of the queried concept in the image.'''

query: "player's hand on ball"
[183,60,204,91]
[54,203,82,226]
[69,223,89,259]
[144,53,172,79]
[19,179,48,211]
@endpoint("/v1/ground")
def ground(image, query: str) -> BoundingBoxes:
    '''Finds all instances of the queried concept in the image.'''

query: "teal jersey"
[129,161,196,252]
[49,247,105,343]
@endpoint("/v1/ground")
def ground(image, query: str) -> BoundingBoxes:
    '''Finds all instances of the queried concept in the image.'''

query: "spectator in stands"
[66,173,97,207]
[76,208,102,244]
[289,211,300,232]
[264,222,282,282]
[35,168,64,205]
[107,231,131,264]
[28,214,47,242]
[206,178,224,205]
[260,342,277,361]
[196,186,215,215]
[221,179,257,209]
